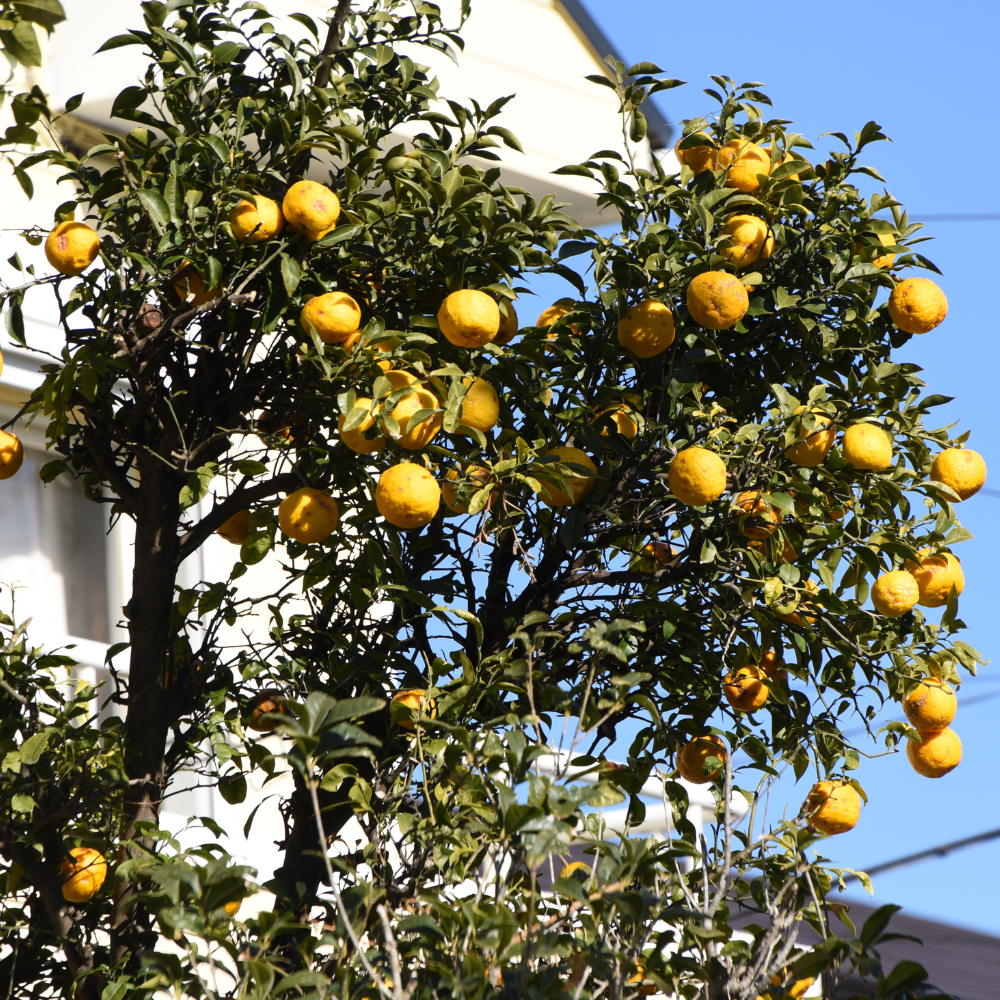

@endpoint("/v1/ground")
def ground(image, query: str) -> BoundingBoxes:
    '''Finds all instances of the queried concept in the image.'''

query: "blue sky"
[547,0,1000,935]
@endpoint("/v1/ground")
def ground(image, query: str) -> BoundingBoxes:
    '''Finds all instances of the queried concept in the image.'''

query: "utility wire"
[843,828,1000,882]
[915,214,1000,222]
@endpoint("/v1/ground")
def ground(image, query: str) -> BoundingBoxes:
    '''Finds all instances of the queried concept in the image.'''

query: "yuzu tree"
[0,4,984,1000]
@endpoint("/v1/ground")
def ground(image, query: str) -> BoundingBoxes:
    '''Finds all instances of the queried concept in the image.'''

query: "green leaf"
[1,20,41,66]
[179,463,217,511]
[12,0,66,30]
[137,189,170,230]
[241,530,273,566]
[280,255,301,296]
[218,772,247,804]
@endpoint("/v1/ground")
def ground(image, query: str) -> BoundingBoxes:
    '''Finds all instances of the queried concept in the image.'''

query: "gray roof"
[555,0,673,150]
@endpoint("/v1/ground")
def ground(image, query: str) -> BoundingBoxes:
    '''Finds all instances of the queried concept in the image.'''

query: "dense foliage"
[0,2,979,998]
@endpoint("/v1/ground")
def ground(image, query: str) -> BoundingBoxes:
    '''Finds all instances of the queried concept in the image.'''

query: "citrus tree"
[0,3,984,999]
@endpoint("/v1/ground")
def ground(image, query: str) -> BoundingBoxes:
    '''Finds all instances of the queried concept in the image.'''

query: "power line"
[915,214,1000,222]
[843,828,1000,882]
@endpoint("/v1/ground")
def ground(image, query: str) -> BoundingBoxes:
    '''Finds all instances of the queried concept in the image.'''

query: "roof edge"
[553,0,673,150]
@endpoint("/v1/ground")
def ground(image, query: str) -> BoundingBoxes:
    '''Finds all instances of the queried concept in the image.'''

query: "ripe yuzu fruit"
[217,509,251,545]
[718,214,774,267]
[442,466,491,514]
[593,404,639,440]
[674,131,718,174]
[61,847,107,902]
[902,678,957,731]
[677,735,726,783]
[904,550,964,608]
[45,221,100,276]
[686,271,749,330]
[173,265,221,306]
[870,570,919,618]
[644,540,677,566]
[668,447,727,506]
[282,180,341,233]
[248,691,287,732]
[722,664,769,712]
[391,688,435,730]
[733,490,779,540]
[719,138,771,194]
[539,447,597,507]
[906,727,962,778]
[536,299,579,337]
[888,278,947,334]
[300,292,362,343]
[278,487,339,543]
[376,463,440,528]
[494,301,519,345]
[931,448,986,501]
[229,195,283,243]
[616,299,675,358]
[0,431,24,479]
[784,406,836,467]
[338,398,385,454]
[803,781,861,835]
[437,289,500,347]
[842,423,893,471]
[389,384,441,450]
[459,377,499,433]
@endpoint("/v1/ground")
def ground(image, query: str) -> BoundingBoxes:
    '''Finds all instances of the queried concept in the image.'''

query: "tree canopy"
[0,3,981,999]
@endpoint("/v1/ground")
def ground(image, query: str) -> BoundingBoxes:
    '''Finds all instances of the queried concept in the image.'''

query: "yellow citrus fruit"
[686,271,749,330]
[733,490,779,540]
[494,301,519,345]
[904,550,964,608]
[906,727,962,778]
[784,406,837,467]
[437,289,500,347]
[278,487,339,543]
[723,664,769,712]
[390,384,441,450]
[870,570,919,617]
[888,277,947,334]
[300,292,362,344]
[391,688,435,730]
[803,781,861,835]
[61,847,108,902]
[617,299,675,358]
[376,463,440,529]
[174,265,221,306]
[903,678,957,731]
[768,973,815,1000]
[842,423,893,471]
[597,406,639,440]
[775,579,818,627]
[677,735,726,784]
[282,180,341,233]
[761,147,807,182]
[718,214,774,267]
[45,221,100,276]
[224,899,242,917]
[229,195,283,243]
[385,370,418,390]
[719,138,771,193]
[338,398,385,454]
[460,377,499,432]
[536,299,579,337]
[539,447,597,507]
[442,465,491,514]
[871,231,896,269]
[759,649,787,685]
[248,691,287,732]
[217,509,251,545]
[559,861,593,885]
[0,431,24,479]
[668,447,727,506]
[931,448,986,501]
[674,131,718,174]
[644,540,676,566]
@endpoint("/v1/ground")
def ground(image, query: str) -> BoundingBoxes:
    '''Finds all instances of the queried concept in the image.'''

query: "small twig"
[376,904,404,1000]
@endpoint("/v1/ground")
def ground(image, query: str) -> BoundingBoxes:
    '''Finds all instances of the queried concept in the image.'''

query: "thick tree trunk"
[110,460,183,961]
